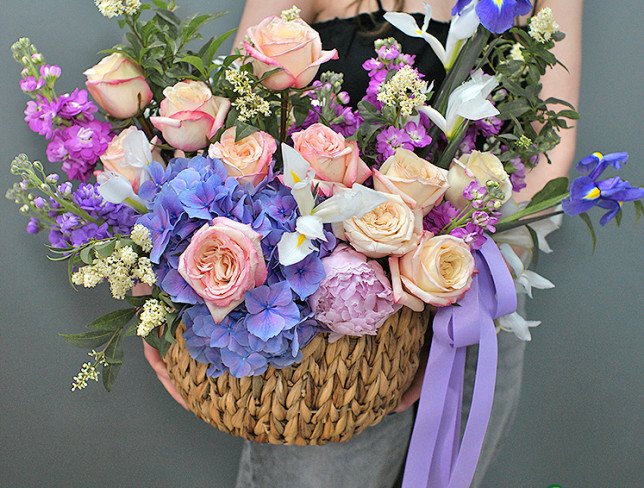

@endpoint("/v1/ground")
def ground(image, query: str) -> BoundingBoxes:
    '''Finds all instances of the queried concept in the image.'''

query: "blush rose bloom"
[208,127,277,186]
[243,17,339,91]
[84,53,153,119]
[373,149,449,215]
[178,218,267,323]
[336,192,423,259]
[100,126,154,192]
[390,232,475,310]
[292,123,372,195]
[150,80,230,152]
[445,151,513,209]
[310,244,399,342]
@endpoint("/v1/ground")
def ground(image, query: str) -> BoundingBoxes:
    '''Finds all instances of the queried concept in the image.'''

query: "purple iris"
[283,253,326,299]
[453,0,533,34]
[244,281,301,341]
[562,152,644,226]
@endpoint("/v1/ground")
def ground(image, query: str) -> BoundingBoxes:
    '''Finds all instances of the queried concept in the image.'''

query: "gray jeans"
[235,317,526,488]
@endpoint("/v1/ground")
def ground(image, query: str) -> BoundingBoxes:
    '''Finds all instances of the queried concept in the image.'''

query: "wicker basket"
[163,306,430,445]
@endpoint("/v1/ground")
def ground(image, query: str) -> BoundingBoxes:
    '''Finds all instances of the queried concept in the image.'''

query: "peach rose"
[178,217,267,323]
[336,192,423,258]
[373,149,449,215]
[208,127,277,186]
[292,123,371,195]
[445,151,513,209]
[100,126,154,192]
[390,232,475,310]
[84,53,153,119]
[150,80,230,152]
[243,16,338,91]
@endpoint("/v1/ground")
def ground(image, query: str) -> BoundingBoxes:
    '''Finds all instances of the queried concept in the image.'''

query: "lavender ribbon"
[402,236,517,488]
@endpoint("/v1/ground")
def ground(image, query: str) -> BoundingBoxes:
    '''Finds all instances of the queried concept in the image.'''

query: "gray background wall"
[0,1,641,487]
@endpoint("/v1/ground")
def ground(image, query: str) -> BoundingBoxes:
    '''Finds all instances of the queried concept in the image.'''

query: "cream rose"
[373,149,449,215]
[243,17,338,91]
[390,232,475,310]
[100,126,154,192]
[445,151,513,209]
[178,218,267,323]
[292,123,371,195]
[336,192,423,258]
[84,53,153,119]
[208,127,277,186]
[150,80,230,152]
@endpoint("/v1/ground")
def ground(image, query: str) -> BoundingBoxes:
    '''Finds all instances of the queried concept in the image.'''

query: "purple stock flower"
[405,121,432,148]
[39,64,61,80]
[424,201,460,233]
[509,156,527,191]
[57,89,97,120]
[475,115,503,137]
[450,222,487,250]
[26,218,41,234]
[376,126,414,160]
[244,281,300,341]
[20,76,45,93]
[33,197,46,209]
[24,96,60,139]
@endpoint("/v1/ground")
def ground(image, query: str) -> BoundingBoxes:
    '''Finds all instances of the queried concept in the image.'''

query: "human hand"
[142,340,189,410]
[394,343,429,413]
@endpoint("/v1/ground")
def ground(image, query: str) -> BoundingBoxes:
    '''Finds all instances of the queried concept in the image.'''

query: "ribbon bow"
[402,236,517,488]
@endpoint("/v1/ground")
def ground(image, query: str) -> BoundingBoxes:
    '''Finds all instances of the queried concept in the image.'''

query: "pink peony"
[310,244,399,342]
[178,217,267,323]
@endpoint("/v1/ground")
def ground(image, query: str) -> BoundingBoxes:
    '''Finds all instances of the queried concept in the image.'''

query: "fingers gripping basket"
[163,307,430,445]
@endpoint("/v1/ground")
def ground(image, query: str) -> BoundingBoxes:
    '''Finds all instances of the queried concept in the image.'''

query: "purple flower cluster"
[362,39,415,108]
[424,201,460,234]
[20,60,105,182]
[47,183,137,248]
[375,120,432,161]
[138,155,326,376]
[459,115,503,154]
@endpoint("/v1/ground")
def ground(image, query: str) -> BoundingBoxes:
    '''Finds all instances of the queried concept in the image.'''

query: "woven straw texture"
[163,306,430,445]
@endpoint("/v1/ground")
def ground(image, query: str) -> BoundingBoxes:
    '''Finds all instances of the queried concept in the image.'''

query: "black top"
[312,3,450,108]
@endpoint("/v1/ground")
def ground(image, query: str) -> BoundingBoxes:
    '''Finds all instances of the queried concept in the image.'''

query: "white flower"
[385,2,480,70]
[130,224,153,253]
[95,0,141,18]
[499,243,555,298]
[377,65,430,118]
[419,70,499,140]
[529,7,559,43]
[496,311,540,341]
[97,171,147,210]
[509,43,524,62]
[277,144,388,266]
[137,299,167,338]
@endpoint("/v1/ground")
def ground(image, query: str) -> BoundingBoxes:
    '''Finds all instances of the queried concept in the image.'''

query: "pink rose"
[208,127,276,186]
[150,80,230,152]
[373,149,449,215]
[84,53,153,119]
[243,16,338,91]
[310,244,399,342]
[292,123,371,195]
[390,232,475,310]
[178,217,267,323]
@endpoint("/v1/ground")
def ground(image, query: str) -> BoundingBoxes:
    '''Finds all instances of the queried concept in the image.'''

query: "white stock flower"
[419,70,499,140]
[385,2,480,70]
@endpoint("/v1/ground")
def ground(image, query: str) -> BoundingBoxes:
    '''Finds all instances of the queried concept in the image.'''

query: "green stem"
[124,197,148,214]
[137,115,155,140]
[497,193,569,225]
[495,210,565,233]
[279,90,290,143]
[436,123,468,169]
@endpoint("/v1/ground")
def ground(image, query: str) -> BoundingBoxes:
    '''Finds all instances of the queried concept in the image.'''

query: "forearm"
[515,0,583,202]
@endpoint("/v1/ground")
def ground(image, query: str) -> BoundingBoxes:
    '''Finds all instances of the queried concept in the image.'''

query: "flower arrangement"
[7,1,643,486]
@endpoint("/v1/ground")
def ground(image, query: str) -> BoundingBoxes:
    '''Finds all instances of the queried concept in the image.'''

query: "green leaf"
[557,109,580,120]
[202,28,236,66]
[104,331,124,365]
[125,295,150,307]
[60,330,113,349]
[178,55,206,76]
[526,225,540,267]
[525,177,569,211]
[614,209,622,227]
[579,212,597,253]
[86,308,137,332]
[79,246,94,265]
[94,240,116,258]
[234,121,258,141]
[102,362,122,392]
[634,200,644,221]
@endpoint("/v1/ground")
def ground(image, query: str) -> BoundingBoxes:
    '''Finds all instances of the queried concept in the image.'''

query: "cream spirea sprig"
[529,8,559,44]
[130,223,153,253]
[136,299,169,337]
[281,6,302,22]
[95,0,141,19]
[509,43,525,62]
[71,350,108,391]
[377,65,429,118]
[225,68,272,122]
